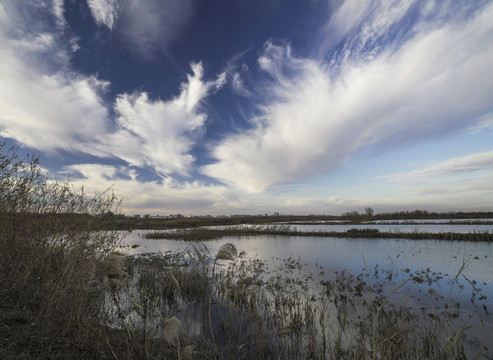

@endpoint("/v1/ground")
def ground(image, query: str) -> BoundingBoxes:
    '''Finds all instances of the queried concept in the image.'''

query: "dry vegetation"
[0,144,121,359]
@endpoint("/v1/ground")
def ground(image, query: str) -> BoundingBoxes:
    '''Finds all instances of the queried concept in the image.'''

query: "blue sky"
[1,0,492,216]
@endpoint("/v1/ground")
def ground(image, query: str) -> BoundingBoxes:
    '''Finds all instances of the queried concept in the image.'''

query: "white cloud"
[389,151,493,181]
[221,50,252,97]
[60,163,365,215]
[87,0,121,30]
[0,1,109,154]
[394,173,493,212]
[0,72,110,153]
[64,163,122,181]
[203,3,493,193]
[320,0,416,61]
[321,0,372,51]
[62,164,237,215]
[319,0,487,62]
[0,3,222,179]
[52,0,67,26]
[2,1,492,215]
[106,62,224,176]
[231,73,245,94]
[468,112,493,133]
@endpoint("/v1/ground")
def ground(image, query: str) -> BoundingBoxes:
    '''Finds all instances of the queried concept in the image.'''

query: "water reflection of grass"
[102,244,491,359]
[145,225,493,241]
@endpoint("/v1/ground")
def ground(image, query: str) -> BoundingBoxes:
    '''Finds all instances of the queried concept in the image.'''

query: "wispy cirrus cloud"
[388,151,493,181]
[468,113,493,134]
[317,0,418,63]
[87,0,122,30]
[318,0,488,63]
[395,173,493,212]
[203,1,493,193]
[222,50,253,97]
[86,0,194,58]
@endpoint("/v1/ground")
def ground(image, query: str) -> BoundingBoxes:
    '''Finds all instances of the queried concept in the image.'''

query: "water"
[121,230,493,296]
[118,230,493,356]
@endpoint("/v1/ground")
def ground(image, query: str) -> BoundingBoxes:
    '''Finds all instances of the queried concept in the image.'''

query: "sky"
[1,0,492,216]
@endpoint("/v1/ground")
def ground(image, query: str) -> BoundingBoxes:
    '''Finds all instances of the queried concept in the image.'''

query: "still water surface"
[121,230,493,295]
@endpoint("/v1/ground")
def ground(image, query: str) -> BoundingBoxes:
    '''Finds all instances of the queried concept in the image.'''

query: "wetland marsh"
[106,222,493,359]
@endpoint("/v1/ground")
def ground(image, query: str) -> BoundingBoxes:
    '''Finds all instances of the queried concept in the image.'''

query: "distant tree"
[365,207,374,217]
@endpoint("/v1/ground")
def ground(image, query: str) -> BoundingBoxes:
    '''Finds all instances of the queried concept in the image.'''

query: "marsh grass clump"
[163,316,182,346]
[145,225,493,242]
[100,251,128,289]
[215,243,238,261]
[145,224,299,241]
[102,252,128,278]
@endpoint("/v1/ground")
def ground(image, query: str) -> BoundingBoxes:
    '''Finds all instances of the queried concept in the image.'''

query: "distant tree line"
[371,209,493,220]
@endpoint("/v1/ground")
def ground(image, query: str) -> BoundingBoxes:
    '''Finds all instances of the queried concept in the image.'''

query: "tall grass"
[0,144,120,358]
